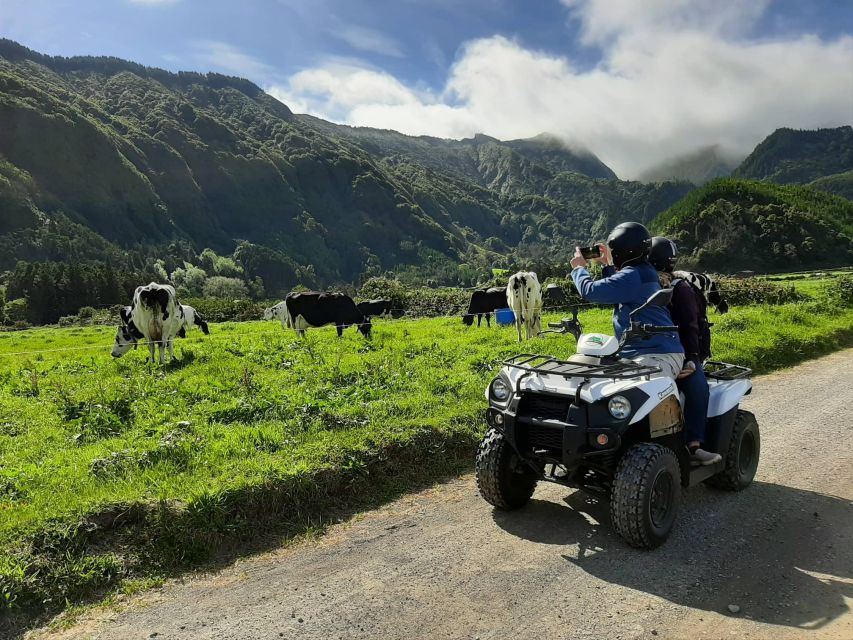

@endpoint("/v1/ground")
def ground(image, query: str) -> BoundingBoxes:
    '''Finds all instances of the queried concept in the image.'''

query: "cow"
[176,304,210,338]
[543,283,567,309]
[264,300,289,327]
[507,271,543,342]
[357,298,398,319]
[114,303,209,354]
[111,283,183,363]
[672,271,729,314]
[462,287,508,328]
[282,292,371,338]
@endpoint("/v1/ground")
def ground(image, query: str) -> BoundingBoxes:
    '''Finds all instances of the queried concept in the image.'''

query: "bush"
[4,298,28,324]
[716,278,806,306]
[359,277,407,312]
[823,275,853,306]
[181,298,264,322]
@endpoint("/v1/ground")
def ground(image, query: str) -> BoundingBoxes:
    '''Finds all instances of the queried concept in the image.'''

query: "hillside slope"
[733,126,853,185]
[0,39,693,291]
[638,145,742,185]
[652,178,853,272]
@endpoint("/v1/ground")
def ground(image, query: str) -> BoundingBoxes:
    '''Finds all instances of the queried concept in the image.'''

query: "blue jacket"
[571,262,683,357]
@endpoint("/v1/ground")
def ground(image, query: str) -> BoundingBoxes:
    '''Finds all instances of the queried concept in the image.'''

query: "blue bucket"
[495,307,515,326]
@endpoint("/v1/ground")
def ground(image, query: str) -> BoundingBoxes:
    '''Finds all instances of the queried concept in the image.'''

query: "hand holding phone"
[579,245,602,260]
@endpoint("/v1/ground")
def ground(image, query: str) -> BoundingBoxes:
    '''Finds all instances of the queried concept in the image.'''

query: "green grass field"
[2,290,853,622]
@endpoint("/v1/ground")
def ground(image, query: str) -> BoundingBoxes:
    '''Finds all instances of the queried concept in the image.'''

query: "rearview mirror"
[630,288,673,317]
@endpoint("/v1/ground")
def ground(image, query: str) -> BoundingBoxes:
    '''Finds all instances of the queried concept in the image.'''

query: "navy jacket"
[571,262,683,357]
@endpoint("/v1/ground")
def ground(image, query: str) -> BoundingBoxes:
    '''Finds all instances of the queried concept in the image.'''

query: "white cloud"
[189,40,277,81]
[333,25,405,58]
[268,0,853,178]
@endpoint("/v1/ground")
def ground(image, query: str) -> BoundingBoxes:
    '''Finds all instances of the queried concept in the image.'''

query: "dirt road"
[39,350,853,640]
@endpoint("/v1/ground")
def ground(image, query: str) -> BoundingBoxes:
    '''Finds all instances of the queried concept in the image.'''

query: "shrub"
[4,298,28,324]
[823,275,853,306]
[181,298,264,322]
[359,277,407,312]
[716,278,806,306]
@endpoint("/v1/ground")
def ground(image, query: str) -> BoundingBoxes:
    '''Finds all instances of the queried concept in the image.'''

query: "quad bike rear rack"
[704,360,752,380]
[503,354,662,387]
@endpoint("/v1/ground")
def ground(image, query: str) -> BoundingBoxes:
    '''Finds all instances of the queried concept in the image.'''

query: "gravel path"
[37,349,853,640]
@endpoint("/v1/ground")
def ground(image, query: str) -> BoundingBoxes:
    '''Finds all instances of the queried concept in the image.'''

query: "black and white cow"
[176,304,210,338]
[357,298,396,319]
[462,287,508,328]
[112,283,183,363]
[507,271,543,342]
[282,292,371,338]
[543,283,567,308]
[673,271,729,314]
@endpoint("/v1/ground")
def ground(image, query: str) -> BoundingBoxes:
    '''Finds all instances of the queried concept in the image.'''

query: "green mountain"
[733,126,853,185]
[0,39,693,297]
[651,178,853,272]
[638,145,742,185]
[809,170,853,200]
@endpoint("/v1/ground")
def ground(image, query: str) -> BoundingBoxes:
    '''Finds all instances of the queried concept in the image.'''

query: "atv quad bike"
[476,288,759,549]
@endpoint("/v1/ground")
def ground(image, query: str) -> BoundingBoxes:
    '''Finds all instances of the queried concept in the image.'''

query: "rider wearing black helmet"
[649,236,721,465]
[570,222,684,379]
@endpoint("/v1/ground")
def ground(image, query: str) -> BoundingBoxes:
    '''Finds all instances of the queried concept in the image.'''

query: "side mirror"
[630,288,673,317]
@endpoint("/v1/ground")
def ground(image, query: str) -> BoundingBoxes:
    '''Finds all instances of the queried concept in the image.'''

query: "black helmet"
[649,236,678,272]
[607,222,651,268]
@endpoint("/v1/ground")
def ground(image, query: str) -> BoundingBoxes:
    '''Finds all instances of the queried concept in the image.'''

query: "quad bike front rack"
[503,354,662,389]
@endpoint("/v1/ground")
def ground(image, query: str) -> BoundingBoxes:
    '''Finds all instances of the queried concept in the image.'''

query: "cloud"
[333,25,405,58]
[269,0,853,178]
[189,41,277,81]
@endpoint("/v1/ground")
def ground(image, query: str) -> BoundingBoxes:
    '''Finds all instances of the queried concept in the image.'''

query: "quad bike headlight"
[490,377,511,403]
[608,395,632,420]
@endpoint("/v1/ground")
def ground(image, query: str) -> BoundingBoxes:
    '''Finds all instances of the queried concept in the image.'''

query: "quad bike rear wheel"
[611,443,681,549]
[476,428,539,510]
[706,409,760,491]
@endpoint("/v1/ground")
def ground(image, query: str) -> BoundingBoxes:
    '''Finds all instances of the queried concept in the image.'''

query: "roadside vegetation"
[1,275,852,628]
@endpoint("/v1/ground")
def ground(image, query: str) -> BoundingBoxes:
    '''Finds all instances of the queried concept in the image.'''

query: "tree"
[202,276,248,299]
[171,263,207,297]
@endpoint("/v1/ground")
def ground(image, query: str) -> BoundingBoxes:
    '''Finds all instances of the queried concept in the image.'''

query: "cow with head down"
[112,283,183,363]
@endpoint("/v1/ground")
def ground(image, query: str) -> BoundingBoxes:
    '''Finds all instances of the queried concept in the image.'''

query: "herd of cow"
[111,274,568,363]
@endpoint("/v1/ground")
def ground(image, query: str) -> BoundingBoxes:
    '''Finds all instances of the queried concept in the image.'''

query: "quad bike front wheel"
[611,443,681,549]
[706,409,760,491]
[476,428,539,510]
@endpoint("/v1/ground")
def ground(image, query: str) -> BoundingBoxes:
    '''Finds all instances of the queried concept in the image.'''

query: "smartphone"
[580,245,601,260]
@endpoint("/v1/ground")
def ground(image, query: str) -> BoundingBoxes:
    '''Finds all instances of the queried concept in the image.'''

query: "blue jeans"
[677,362,710,444]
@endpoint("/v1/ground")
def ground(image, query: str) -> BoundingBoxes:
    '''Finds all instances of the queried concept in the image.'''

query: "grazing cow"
[176,304,210,338]
[111,283,182,363]
[284,292,371,338]
[673,271,729,314]
[357,298,398,319]
[462,287,508,328]
[543,283,566,309]
[507,271,543,342]
[264,300,289,327]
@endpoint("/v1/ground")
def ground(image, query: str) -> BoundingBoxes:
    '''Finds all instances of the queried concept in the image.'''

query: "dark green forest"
[651,178,853,271]
[0,39,851,324]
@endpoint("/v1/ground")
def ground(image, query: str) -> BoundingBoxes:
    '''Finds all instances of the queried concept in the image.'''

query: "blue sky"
[3,0,852,176]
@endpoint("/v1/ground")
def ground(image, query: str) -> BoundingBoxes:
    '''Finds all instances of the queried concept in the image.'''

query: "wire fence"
[0,302,603,359]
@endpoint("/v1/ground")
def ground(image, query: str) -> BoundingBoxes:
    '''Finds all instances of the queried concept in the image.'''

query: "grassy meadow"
[2,284,853,622]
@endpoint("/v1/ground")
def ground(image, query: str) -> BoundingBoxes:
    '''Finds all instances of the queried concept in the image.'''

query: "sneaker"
[692,448,722,466]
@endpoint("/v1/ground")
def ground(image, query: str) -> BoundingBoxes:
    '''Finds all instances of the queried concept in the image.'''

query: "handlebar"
[548,322,563,328]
